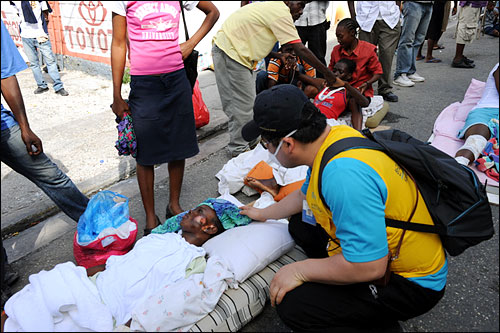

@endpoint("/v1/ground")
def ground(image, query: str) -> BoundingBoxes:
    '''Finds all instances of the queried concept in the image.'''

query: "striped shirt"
[267,57,316,83]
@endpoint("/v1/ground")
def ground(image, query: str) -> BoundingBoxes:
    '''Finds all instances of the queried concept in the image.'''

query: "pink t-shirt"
[112,1,198,75]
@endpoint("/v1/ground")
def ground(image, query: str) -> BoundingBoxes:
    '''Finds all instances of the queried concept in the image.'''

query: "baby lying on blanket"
[2,199,251,332]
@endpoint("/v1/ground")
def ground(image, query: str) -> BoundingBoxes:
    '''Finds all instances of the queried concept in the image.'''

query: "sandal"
[165,204,174,219]
[425,58,442,63]
[144,215,161,236]
[433,44,445,50]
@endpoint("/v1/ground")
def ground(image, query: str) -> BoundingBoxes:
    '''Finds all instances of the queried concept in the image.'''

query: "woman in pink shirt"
[111,1,219,235]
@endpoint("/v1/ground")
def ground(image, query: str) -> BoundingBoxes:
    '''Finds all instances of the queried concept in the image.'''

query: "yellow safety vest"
[306,126,446,279]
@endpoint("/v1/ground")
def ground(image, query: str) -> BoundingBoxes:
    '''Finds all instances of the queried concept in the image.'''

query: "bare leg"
[453,43,465,63]
[137,163,158,230]
[425,39,435,60]
[348,98,363,131]
[167,160,185,216]
[455,124,491,164]
[416,43,424,60]
[244,176,280,197]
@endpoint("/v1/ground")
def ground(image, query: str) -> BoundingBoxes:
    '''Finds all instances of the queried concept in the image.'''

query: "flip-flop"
[425,58,442,63]
[433,44,445,50]
[416,56,424,61]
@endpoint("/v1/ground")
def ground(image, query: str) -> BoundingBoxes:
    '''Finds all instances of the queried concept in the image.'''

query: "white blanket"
[96,233,206,325]
[215,144,308,196]
[4,233,234,332]
[4,262,113,332]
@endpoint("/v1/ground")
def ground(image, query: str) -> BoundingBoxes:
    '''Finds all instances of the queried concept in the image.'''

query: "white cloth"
[129,256,236,332]
[4,262,113,332]
[215,144,308,196]
[10,1,48,38]
[294,1,329,26]
[96,233,206,325]
[335,95,384,128]
[355,1,401,32]
[474,63,499,110]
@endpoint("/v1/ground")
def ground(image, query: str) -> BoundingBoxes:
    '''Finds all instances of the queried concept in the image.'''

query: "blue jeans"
[394,2,433,78]
[1,124,88,222]
[22,37,64,92]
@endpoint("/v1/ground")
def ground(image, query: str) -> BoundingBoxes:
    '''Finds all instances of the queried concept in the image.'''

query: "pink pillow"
[454,79,485,122]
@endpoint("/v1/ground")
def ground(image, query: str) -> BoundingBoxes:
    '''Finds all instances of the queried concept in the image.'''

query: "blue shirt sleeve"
[301,168,311,195]
[322,158,389,263]
[1,20,28,79]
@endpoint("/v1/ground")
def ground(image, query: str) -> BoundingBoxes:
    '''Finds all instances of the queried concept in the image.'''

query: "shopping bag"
[73,191,138,269]
[192,80,210,129]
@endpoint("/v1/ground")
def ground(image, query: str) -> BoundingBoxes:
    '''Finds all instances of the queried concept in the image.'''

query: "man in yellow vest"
[240,84,447,331]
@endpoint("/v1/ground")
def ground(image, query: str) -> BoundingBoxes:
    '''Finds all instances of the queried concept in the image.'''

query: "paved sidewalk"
[1,69,228,235]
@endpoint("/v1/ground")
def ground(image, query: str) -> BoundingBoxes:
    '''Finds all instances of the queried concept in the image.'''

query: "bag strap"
[317,136,444,237]
[179,1,190,41]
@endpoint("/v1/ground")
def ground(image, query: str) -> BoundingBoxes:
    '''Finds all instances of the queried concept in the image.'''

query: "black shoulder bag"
[179,1,198,91]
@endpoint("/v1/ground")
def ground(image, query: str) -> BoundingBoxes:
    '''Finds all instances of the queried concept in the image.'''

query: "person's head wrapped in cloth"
[152,198,252,246]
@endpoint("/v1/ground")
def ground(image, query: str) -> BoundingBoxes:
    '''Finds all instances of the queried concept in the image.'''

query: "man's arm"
[1,75,43,155]
[289,43,337,86]
[270,253,388,306]
[240,187,304,221]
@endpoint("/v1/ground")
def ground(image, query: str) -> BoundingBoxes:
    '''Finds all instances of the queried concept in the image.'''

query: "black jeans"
[280,214,445,332]
[297,21,328,76]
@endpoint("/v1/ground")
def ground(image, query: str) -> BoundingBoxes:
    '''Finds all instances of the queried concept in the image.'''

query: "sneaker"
[407,73,425,82]
[34,87,49,94]
[393,74,415,87]
[55,88,69,96]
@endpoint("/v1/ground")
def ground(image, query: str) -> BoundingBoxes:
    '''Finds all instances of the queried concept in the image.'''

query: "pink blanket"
[430,78,499,187]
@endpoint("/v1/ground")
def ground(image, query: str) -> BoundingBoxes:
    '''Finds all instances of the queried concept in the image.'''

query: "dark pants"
[1,239,6,287]
[279,214,446,332]
[297,21,327,77]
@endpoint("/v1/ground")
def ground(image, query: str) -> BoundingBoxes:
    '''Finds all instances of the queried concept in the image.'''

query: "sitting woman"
[328,18,383,101]
[256,44,319,98]
[455,63,499,179]
[311,58,370,130]
[1,199,251,332]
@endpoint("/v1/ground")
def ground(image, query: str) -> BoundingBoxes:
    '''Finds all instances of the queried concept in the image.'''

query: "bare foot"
[244,176,280,197]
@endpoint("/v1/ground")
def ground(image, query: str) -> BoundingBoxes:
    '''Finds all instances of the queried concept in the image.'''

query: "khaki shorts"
[455,5,481,44]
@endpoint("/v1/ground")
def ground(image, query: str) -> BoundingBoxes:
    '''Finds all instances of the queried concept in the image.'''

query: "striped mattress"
[189,245,307,332]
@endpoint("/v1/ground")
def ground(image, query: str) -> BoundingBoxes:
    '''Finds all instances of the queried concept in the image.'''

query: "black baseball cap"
[242,85,309,142]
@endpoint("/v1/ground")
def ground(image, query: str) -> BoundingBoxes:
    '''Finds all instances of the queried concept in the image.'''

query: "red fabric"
[285,39,302,44]
[328,40,383,97]
[313,87,348,119]
[192,80,210,129]
[73,217,138,269]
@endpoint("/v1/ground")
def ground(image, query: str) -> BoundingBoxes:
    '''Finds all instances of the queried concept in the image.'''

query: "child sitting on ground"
[484,1,499,37]
[256,44,319,98]
[311,58,370,130]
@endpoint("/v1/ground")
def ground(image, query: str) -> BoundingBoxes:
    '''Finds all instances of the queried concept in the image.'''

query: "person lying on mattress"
[1,199,251,332]
[455,63,499,172]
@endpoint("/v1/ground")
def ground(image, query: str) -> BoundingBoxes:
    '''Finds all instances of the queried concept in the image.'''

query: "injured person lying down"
[1,198,251,332]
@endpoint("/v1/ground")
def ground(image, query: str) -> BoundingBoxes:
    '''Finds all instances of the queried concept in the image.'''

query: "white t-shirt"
[11,1,48,38]
[475,63,499,110]
[355,1,401,32]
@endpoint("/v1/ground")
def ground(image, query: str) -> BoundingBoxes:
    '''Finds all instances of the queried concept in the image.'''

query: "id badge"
[302,200,317,226]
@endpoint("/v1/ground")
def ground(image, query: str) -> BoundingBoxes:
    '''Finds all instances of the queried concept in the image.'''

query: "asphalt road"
[2,15,499,332]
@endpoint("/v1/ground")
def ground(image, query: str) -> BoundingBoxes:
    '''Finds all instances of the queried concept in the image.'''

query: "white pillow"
[202,221,295,283]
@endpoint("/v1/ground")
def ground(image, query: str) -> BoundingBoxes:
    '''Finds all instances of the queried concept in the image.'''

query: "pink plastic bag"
[192,80,209,129]
[73,217,138,269]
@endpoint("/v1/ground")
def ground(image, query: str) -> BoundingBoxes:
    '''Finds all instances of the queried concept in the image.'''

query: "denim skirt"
[128,68,199,166]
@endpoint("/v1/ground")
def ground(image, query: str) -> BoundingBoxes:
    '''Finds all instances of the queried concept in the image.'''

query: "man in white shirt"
[294,1,329,70]
[10,1,68,96]
[348,1,401,102]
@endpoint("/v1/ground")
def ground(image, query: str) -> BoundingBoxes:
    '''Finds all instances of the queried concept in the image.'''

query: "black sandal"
[165,204,175,219]
[144,215,161,236]
[452,58,475,68]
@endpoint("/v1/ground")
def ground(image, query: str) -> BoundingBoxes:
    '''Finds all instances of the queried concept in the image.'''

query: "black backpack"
[318,129,494,256]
